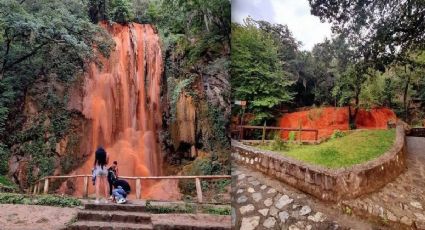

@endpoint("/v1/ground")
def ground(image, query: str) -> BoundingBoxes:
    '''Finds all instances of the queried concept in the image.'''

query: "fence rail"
[30,175,231,203]
[237,125,319,142]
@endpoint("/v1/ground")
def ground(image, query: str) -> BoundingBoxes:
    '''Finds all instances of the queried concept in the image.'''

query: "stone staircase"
[66,203,153,230]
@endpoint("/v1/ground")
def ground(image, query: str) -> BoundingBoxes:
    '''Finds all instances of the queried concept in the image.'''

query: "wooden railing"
[30,175,231,203]
[409,127,425,137]
[237,125,319,142]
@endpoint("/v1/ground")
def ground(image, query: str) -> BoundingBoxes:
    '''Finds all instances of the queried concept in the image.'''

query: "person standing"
[93,147,109,204]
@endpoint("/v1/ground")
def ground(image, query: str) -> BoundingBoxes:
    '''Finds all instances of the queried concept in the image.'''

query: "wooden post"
[136,179,141,199]
[38,181,42,194]
[43,178,49,194]
[195,177,203,203]
[239,108,245,140]
[83,176,89,198]
[315,130,318,142]
[261,121,266,144]
[33,185,37,195]
[298,121,302,143]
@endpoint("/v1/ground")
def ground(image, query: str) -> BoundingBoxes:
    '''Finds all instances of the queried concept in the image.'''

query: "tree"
[88,0,108,23]
[109,0,134,23]
[231,20,293,123]
[308,0,425,67]
[0,0,114,179]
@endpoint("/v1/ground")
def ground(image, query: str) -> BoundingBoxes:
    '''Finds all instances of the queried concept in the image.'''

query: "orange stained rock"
[279,107,397,141]
[66,22,180,200]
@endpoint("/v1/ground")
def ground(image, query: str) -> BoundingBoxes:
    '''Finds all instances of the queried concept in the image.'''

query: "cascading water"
[67,22,180,200]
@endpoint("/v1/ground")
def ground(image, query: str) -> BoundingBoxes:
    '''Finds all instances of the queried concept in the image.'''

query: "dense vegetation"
[0,0,230,191]
[259,129,395,168]
[0,0,114,188]
[231,2,425,127]
[0,193,81,207]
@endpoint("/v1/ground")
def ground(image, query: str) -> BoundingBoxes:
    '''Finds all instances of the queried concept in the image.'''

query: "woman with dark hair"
[93,147,109,204]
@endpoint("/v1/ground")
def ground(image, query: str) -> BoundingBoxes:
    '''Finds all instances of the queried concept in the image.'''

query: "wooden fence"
[30,175,231,203]
[237,125,319,142]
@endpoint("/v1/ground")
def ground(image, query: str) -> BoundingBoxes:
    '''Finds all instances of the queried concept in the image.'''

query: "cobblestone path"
[342,136,425,229]
[232,165,377,230]
[232,136,425,230]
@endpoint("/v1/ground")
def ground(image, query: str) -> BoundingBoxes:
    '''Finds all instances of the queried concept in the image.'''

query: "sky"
[231,0,332,51]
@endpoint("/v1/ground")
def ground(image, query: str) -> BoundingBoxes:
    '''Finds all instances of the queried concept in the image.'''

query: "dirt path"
[232,165,378,230]
[0,204,78,230]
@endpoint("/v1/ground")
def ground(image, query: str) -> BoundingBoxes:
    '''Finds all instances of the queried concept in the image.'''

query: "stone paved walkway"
[341,136,425,229]
[232,165,378,230]
[232,136,425,230]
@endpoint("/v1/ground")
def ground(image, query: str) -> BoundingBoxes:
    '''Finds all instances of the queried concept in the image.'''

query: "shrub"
[288,131,296,142]
[270,133,286,151]
[203,206,231,215]
[109,0,135,23]
[0,193,81,207]
[331,130,346,139]
[145,200,194,214]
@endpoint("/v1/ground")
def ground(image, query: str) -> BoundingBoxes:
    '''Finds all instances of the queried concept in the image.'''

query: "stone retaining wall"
[232,123,407,202]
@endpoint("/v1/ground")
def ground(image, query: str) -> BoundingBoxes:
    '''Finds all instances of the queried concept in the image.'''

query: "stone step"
[77,210,151,224]
[153,224,231,230]
[67,220,153,230]
[84,203,146,212]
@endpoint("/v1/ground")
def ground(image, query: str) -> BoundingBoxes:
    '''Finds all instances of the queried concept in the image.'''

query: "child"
[112,179,131,204]
[107,161,118,199]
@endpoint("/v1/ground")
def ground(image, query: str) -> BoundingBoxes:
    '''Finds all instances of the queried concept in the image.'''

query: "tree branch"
[1,42,48,75]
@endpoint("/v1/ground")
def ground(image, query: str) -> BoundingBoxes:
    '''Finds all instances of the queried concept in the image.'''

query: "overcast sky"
[231,0,332,51]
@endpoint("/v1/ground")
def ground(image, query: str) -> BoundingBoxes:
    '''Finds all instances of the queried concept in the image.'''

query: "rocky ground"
[232,165,377,230]
[0,204,78,230]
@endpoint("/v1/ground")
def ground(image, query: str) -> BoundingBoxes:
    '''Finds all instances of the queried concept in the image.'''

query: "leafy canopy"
[231,19,294,123]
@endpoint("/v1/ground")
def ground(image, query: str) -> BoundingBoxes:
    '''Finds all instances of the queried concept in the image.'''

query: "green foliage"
[203,206,231,215]
[109,0,134,23]
[168,76,195,121]
[270,133,287,151]
[0,144,10,175]
[309,0,425,66]
[0,193,81,207]
[231,19,294,123]
[0,175,14,187]
[145,200,195,214]
[0,0,114,183]
[330,130,346,139]
[259,129,395,168]
[178,156,224,196]
[207,102,229,149]
[288,131,296,142]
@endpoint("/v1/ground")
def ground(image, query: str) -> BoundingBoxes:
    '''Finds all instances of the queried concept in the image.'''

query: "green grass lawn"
[259,129,396,168]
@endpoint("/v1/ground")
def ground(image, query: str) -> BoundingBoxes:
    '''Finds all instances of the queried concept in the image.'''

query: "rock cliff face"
[279,107,397,140]
[8,21,230,195]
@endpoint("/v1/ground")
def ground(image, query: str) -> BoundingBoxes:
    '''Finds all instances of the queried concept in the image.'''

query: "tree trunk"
[403,71,411,122]
[348,89,360,129]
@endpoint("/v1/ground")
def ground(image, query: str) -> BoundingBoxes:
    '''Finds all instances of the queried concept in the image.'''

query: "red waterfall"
[65,22,180,200]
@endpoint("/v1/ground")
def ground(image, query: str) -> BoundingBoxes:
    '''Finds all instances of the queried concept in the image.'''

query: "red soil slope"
[279,107,396,141]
